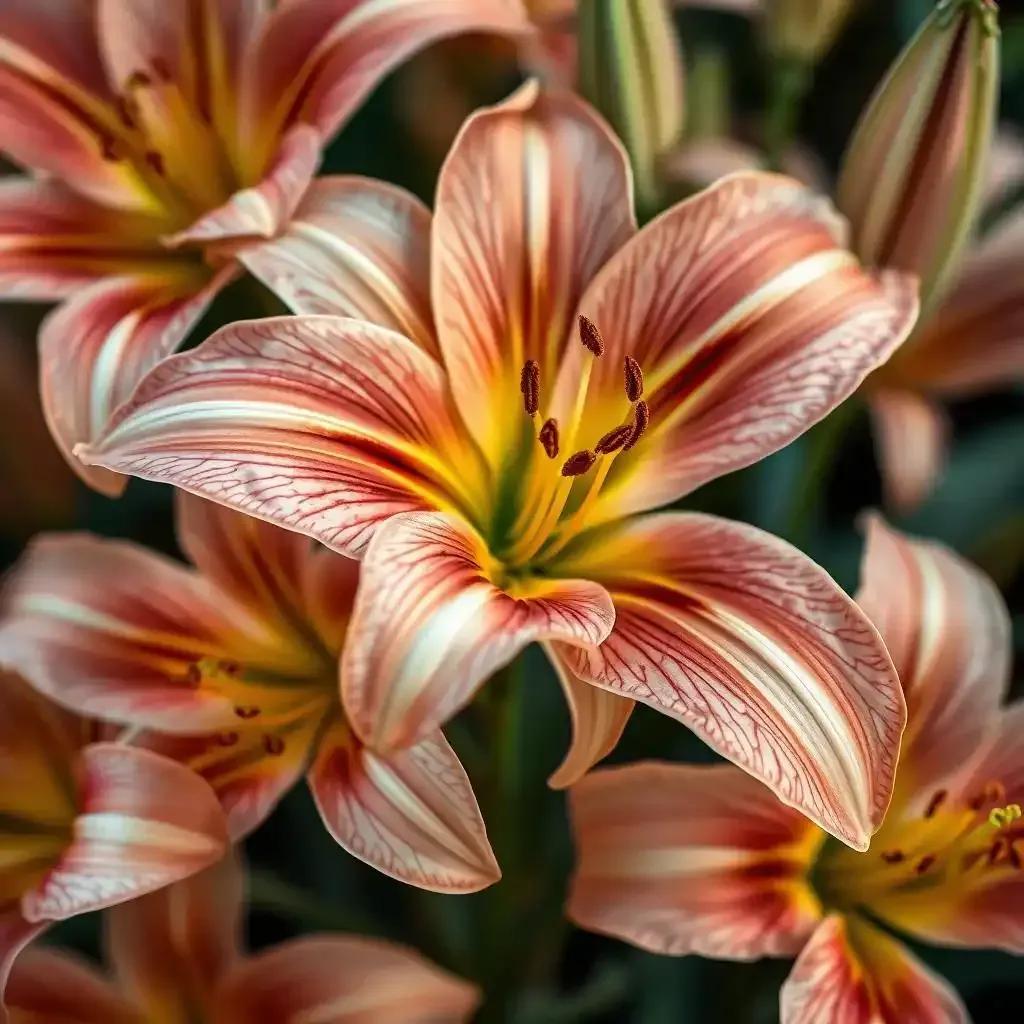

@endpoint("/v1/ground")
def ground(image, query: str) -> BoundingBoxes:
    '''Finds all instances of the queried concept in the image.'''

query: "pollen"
[623,400,650,450]
[562,449,597,477]
[539,418,560,459]
[595,423,634,455]
[624,355,644,402]
[915,854,937,875]
[520,359,540,416]
[234,706,261,719]
[989,804,1022,830]
[144,150,166,175]
[578,314,605,357]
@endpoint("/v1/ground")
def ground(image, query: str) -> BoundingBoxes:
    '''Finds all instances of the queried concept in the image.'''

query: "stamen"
[521,359,540,416]
[216,732,240,747]
[539,418,560,459]
[595,423,634,455]
[624,355,644,402]
[989,804,1022,830]
[145,150,165,175]
[924,789,948,819]
[235,706,260,719]
[578,315,605,357]
[880,849,905,863]
[263,734,286,756]
[622,400,650,450]
[562,450,597,477]
[915,854,937,875]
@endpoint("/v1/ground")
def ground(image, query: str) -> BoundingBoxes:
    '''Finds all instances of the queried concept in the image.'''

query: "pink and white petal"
[308,718,498,893]
[107,853,243,1015]
[559,513,906,851]
[0,913,44,1023]
[0,533,294,733]
[868,390,949,513]
[78,316,473,558]
[342,511,616,751]
[212,935,478,1023]
[5,946,139,1024]
[432,80,636,467]
[22,744,228,922]
[568,762,822,957]
[545,643,632,789]
[41,265,237,496]
[855,516,1011,795]
[242,0,532,149]
[781,915,968,1024]
[164,125,322,248]
[567,173,918,517]
[240,176,437,355]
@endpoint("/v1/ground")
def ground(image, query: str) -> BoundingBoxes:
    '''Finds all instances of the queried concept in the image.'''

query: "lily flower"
[78,83,919,849]
[0,0,531,496]
[568,516,1021,1023]
[0,493,498,893]
[5,854,479,1023]
[0,669,227,1014]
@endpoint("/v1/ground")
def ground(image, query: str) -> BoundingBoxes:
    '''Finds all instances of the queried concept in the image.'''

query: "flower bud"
[577,0,686,208]
[837,0,999,310]
[764,0,855,63]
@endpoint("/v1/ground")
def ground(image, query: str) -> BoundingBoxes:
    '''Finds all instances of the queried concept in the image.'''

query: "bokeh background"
[2,0,1022,1020]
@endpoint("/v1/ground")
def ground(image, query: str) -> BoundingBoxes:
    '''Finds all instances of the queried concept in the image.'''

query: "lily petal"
[0,532,296,733]
[342,511,616,751]
[568,761,823,957]
[107,854,243,1017]
[868,391,949,513]
[0,913,43,1023]
[42,266,237,496]
[568,172,918,519]
[211,934,479,1023]
[79,316,474,557]
[240,176,436,354]
[855,516,1011,795]
[781,915,967,1024]
[432,80,635,468]
[545,643,632,789]
[23,744,228,922]
[308,718,499,893]
[559,513,906,850]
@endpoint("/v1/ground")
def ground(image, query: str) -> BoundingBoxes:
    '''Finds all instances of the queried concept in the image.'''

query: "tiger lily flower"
[78,83,919,849]
[569,516,1021,1024]
[0,670,227,1015]
[5,854,479,1024]
[0,493,497,892]
[0,0,531,496]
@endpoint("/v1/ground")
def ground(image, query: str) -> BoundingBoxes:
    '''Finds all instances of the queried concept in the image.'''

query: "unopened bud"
[577,0,686,208]
[837,0,999,309]
[764,0,855,63]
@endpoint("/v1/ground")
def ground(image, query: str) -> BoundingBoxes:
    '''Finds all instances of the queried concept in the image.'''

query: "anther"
[185,663,203,685]
[234,706,260,719]
[561,449,597,477]
[539,418,560,459]
[622,400,650,451]
[624,356,644,402]
[216,732,240,747]
[263,734,285,756]
[145,150,165,175]
[880,849,905,863]
[989,804,1022,830]
[595,423,634,455]
[520,359,540,416]
[924,789,948,819]
[578,315,605,357]
[915,854,937,875]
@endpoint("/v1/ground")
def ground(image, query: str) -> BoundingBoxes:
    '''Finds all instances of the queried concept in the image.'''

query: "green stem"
[247,869,375,934]
[764,58,811,171]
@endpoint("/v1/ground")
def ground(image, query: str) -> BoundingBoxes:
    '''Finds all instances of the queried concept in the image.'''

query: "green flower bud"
[764,0,855,63]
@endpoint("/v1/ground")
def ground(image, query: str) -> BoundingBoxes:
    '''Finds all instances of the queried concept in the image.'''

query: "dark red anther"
[915,854,937,875]
[216,732,240,747]
[595,423,634,455]
[234,706,260,719]
[880,850,905,864]
[185,663,203,685]
[561,449,597,477]
[624,355,644,402]
[145,150,165,175]
[578,315,605,357]
[924,789,948,819]
[539,418,560,459]
[263,734,285,756]
[520,359,540,416]
[622,400,650,450]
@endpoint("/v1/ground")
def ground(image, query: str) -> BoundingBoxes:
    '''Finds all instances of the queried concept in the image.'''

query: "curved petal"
[545,643,632,789]
[781,915,967,1024]
[164,125,322,248]
[568,762,823,957]
[342,511,615,751]
[23,744,227,922]
[107,854,243,1017]
[0,913,44,1022]
[564,173,918,518]
[308,718,499,893]
[855,516,1011,795]
[0,532,301,733]
[432,80,636,467]
[78,315,477,558]
[41,266,237,497]
[559,513,906,851]
[868,391,949,513]
[5,946,138,1024]
[240,176,437,355]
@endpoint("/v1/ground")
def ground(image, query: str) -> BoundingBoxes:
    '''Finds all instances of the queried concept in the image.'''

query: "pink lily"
[78,83,919,849]
[0,0,531,496]
[0,492,498,892]
[569,516,1021,1023]
[0,669,227,1016]
[6,853,479,1023]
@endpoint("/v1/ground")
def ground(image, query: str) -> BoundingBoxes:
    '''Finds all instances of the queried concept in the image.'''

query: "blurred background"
[3,0,1022,1020]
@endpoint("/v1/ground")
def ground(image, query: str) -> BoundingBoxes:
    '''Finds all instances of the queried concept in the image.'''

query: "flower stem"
[764,57,810,171]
